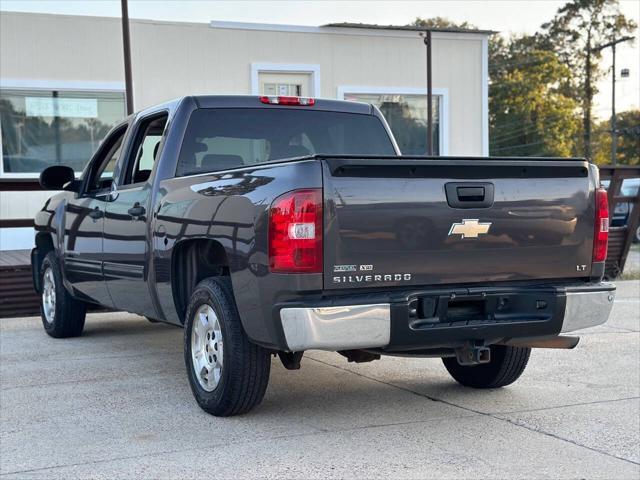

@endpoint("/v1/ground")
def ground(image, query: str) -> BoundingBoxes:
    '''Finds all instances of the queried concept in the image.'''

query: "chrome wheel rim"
[42,267,56,324]
[191,304,224,392]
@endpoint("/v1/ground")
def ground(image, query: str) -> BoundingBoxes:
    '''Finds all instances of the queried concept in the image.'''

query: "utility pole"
[421,30,433,156]
[611,40,616,165]
[121,0,134,115]
[593,35,634,165]
[584,30,592,161]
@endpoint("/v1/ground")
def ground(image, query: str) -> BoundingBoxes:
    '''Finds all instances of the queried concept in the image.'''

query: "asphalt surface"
[1,281,639,479]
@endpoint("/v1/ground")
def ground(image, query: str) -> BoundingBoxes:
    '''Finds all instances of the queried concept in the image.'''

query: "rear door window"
[176,108,395,176]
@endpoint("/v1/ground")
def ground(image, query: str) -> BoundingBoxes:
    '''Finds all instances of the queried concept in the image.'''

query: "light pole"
[420,30,434,156]
[593,35,634,165]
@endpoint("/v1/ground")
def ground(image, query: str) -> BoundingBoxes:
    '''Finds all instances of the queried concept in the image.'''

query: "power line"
[492,140,546,152]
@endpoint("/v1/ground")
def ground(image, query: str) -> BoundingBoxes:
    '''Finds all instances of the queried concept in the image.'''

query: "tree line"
[412,0,638,164]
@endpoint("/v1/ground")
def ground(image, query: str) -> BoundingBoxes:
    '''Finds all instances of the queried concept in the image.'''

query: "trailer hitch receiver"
[455,344,491,366]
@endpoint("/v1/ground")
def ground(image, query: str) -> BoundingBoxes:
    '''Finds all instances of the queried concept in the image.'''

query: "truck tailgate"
[322,157,595,290]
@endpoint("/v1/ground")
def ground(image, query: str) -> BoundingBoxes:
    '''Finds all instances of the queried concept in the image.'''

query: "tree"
[411,16,476,30]
[542,0,637,160]
[410,17,581,157]
[593,109,640,165]
[489,35,580,157]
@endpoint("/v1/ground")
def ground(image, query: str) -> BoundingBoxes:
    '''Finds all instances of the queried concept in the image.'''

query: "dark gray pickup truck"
[32,95,615,416]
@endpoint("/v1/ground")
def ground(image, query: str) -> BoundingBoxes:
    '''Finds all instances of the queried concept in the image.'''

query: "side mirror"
[39,165,78,191]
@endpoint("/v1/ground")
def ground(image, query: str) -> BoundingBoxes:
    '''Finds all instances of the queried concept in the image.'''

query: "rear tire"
[39,251,86,338]
[183,277,271,416]
[442,345,531,388]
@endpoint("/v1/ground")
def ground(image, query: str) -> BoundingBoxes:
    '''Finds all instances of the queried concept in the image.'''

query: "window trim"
[336,86,449,156]
[0,80,126,178]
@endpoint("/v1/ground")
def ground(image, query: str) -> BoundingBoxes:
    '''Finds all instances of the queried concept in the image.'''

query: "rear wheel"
[40,252,86,338]
[442,345,531,388]
[183,277,271,416]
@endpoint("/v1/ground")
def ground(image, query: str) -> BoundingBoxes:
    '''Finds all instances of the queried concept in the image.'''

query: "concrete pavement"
[1,281,638,479]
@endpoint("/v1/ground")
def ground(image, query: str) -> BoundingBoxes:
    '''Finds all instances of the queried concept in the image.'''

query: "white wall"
[0,12,487,155]
[0,12,488,249]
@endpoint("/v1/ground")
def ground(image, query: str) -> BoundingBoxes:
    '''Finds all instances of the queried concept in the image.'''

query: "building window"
[258,72,312,97]
[342,92,442,156]
[251,63,321,98]
[263,82,303,96]
[0,89,126,175]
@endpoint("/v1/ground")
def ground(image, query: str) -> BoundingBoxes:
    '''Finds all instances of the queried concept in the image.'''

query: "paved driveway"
[1,281,638,479]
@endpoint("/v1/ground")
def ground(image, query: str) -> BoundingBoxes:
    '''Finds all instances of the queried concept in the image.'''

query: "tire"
[634,225,640,243]
[442,345,531,389]
[183,277,271,416]
[39,251,86,338]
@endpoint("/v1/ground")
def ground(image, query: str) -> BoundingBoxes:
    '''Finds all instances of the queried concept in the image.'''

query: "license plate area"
[447,298,487,321]
[408,291,556,330]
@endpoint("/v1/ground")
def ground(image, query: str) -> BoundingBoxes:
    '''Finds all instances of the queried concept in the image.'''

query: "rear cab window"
[176,108,395,176]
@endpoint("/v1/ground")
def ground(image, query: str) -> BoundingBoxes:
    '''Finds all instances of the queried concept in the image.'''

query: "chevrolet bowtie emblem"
[448,219,492,239]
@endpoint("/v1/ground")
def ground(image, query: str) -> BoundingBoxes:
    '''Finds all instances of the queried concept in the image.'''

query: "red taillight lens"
[593,187,609,263]
[269,189,323,273]
[259,96,315,106]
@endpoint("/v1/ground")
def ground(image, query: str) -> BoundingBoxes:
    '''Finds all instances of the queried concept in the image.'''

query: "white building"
[0,11,491,250]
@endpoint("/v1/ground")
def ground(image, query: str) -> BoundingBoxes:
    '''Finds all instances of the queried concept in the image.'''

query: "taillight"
[593,187,609,263]
[260,96,315,106]
[269,189,323,273]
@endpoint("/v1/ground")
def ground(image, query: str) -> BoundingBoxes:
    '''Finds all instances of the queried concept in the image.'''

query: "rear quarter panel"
[152,159,323,347]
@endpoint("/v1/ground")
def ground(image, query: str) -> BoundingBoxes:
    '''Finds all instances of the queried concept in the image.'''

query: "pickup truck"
[32,95,616,417]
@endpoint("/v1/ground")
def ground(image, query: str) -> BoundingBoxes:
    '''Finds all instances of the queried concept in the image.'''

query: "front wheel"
[442,345,531,389]
[39,251,86,338]
[183,277,271,416]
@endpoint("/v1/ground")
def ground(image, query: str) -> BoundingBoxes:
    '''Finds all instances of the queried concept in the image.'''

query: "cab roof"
[190,95,373,114]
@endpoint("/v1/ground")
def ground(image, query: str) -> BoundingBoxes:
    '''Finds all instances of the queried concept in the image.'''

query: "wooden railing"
[0,179,41,228]
[599,165,640,278]
[0,179,39,317]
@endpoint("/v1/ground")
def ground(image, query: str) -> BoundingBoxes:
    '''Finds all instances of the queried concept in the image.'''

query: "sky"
[2,0,639,118]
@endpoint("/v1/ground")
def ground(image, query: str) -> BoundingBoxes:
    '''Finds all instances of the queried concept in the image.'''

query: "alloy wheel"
[191,304,224,391]
[42,267,56,324]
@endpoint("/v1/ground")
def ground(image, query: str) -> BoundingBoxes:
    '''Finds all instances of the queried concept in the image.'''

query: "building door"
[259,72,312,97]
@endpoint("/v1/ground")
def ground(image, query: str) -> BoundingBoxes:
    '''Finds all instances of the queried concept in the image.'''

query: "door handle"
[128,203,146,218]
[445,182,495,209]
[88,206,103,220]
[457,186,485,202]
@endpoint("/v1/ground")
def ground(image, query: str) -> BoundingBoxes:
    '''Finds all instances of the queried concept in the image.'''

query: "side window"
[122,113,168,185]
[85,125,128,192]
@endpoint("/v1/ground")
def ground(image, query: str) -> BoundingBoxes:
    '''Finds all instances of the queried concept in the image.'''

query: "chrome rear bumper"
[279,284,616,351]
[280,304,390,351]
[561,287,616,333]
